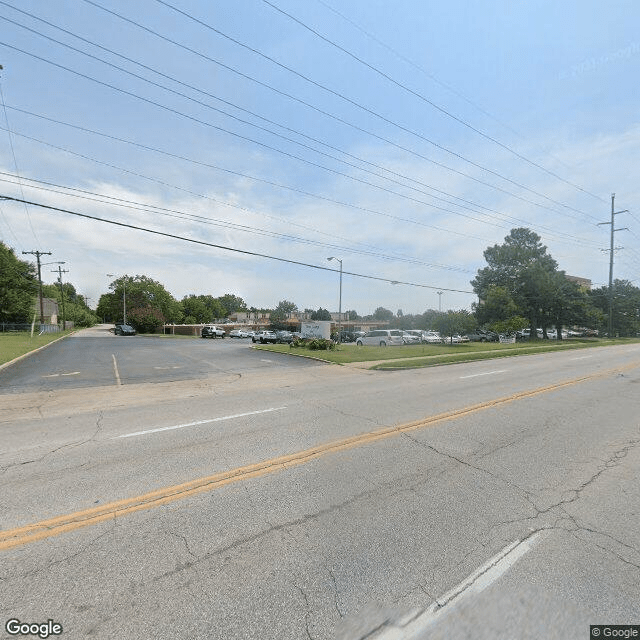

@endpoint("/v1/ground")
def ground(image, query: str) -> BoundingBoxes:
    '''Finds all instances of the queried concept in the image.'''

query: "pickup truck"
[201,325,226,338]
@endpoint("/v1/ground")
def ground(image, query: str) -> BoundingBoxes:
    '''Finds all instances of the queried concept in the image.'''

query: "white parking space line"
[111,354,122,386]
[114,407,288,439]
[571,355,593,361]
[153,366,183,370]
[459,369,507,379]
[42,372,80,378]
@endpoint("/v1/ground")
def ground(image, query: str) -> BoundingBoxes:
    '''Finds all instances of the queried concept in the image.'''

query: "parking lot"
[0,326,322,394]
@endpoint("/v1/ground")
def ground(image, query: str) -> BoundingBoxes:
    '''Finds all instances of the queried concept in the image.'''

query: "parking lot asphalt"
[0,325,323,395]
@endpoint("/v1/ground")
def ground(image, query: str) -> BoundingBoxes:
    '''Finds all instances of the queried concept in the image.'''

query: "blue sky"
[0,0,639,316]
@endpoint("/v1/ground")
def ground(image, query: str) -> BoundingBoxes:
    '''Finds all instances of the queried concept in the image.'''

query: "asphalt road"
[1,329,639,639]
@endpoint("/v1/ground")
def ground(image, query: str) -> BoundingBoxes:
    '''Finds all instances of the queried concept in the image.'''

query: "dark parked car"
[275,331,294,343]
[114,323,136,336]
[465,329,499,342]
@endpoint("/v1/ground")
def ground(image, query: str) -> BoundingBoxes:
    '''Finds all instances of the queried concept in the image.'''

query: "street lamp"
[327,257,342,342]
[437,291,443,312]
[107,274,127,324]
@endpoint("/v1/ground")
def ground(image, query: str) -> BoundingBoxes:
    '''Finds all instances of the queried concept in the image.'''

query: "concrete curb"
[250,345,339,365]
[0,331,75,372]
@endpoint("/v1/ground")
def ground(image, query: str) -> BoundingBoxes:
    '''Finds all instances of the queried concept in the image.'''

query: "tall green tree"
[270,300,298,328]
[433,310,477,340]
[97,275,182,329]
[590,280,640,337]
[472,229,559,337]
[310,307,332,321]
[217,293,247,316]
[0,242,38,322]
[373,306,394,321]
[181,294,226,323]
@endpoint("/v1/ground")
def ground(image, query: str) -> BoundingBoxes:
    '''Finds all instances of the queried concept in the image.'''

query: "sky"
[0,0,639,317]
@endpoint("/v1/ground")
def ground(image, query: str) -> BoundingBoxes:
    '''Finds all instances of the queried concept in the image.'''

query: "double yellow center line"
[2,361,637,551]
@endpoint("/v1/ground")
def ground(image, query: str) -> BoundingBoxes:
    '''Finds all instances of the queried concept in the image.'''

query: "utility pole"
[22,250,51,325]
[51,266,69,330]
[598,194,628,338]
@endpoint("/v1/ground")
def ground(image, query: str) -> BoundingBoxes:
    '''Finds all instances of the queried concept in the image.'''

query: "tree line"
[2,234,639,337]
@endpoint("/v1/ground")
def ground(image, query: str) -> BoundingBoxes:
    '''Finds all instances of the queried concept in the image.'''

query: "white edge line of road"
[459,369,508,379]
[396,532,543,638]
[113,406,288,439]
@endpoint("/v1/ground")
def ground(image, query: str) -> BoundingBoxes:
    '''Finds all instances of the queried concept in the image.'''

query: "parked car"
[229,329,251,338]
[401,330,421,345]
[201,325,226,338]
[114,323,136,336]
[355,329,404,347]
[423,331,444,344]
[464,329,499,342]
[339,331,357,343]
[252,330,277,344]
[275,330,294,343]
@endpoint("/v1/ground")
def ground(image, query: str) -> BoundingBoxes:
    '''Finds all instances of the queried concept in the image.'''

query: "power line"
[0,195,476,294]
[1,104,602,249]
[81,0,599,221]
[0,13,532,227]
[0,71,40,247]
[0,7,578,228]
[0,173,474,274]
[0,120,602,252]
[260,0,606,203]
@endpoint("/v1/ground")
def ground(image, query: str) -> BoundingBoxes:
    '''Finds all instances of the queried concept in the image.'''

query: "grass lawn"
[255,338,636,368]
[0,330,74,366]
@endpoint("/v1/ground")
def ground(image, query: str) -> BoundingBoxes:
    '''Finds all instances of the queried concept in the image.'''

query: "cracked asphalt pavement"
[1,330,639,639]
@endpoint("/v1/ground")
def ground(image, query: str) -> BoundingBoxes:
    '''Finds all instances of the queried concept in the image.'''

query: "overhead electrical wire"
[0,118,603,252]
[0,172,474,273]
[0,23,605,245]
[0,6,578,229]
[0,73,40,247]
[0,195,476,294]
[258,0,606,203]
[80,0,599,221]
[2,40,537,234]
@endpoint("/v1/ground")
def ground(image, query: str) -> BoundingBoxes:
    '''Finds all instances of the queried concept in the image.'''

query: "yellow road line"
[1,360,638,551]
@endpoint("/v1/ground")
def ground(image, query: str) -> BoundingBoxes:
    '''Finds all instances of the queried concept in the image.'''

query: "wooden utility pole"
[22,250,51,325]
[52,266,69,330]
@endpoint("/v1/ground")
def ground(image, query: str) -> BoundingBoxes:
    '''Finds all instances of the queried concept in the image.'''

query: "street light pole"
[327,257,342,342]
[437,291,443,312]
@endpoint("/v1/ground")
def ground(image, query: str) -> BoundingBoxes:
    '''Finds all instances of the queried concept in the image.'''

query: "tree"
[373,306,394,321]
[181,294,226,323]
[433,310,477,340]
[270,300,298,328]
[98,275,181,329]
[472,229,559,338]
[344,309,359,321]
[590,280,640,337]
[217,293,247,316]
[42,283,97,328]
[311,307,332,321]
[0,242,38,323]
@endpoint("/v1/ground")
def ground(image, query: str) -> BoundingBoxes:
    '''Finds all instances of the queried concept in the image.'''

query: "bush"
[290,337,336,350]
[127,306,165,333]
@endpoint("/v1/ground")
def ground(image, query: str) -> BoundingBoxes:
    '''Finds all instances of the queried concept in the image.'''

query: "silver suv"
[355,329,404,346]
